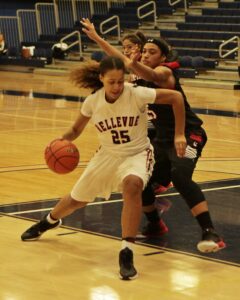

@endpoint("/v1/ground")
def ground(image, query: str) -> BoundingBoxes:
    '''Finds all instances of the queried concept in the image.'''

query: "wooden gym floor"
[0,69,239,300]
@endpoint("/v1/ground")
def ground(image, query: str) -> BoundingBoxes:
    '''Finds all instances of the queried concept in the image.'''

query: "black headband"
[146,38,170,56]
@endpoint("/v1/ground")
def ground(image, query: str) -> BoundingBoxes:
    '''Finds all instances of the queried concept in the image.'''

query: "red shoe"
[154,182,173,194]
[197,228,226,253]
[142,219,169,237]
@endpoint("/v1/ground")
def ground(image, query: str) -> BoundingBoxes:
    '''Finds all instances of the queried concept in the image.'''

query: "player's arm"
[62,113,90,141]
[154,89,186,157]
[81,19,175,88]
[128,60,175,89]
[80,18,129,65]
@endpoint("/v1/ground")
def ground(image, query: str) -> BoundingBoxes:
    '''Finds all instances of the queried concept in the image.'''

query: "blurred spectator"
[0,33,8,56]
[52,42,68,59]
[21,46,35,59]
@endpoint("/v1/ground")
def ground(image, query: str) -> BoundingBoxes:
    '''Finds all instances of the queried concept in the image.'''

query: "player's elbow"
[171,91,184,105]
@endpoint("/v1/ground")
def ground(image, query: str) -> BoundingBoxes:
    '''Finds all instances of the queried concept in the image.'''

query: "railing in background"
[99,15,121,43]
[35,3,59,37]
[137,1,157,29]
[58,30,83,60]
[219,36,240,71]
[1,0,163,53]
[0,16,19,48]
[53,0,118,28]
[169,0,188,14]
[17,10,38,44]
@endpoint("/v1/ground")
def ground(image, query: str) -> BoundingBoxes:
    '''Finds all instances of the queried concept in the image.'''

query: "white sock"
[46,213,59,224]
[121,240,133,250]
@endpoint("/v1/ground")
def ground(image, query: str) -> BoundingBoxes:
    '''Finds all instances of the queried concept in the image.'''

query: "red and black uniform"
[135,62,208,209]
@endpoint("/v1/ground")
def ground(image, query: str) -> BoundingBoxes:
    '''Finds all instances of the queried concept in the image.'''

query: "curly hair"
[70,60,102,90]
[70,56,126,91]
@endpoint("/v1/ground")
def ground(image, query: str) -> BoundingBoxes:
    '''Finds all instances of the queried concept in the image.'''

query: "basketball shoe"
[197,228,226,253]
[21,217,62,241]
[142,219,169,237]
[119,247,138,280]
[154,182,173,194]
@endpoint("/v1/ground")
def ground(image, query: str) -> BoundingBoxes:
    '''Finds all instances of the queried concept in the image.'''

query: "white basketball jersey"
[81,83,156,156]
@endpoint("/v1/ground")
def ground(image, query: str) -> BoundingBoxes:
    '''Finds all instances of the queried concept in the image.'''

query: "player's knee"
[181,184,205,209]
[122,175,143,197]
[171,169,205,209]
[68,194,87,209]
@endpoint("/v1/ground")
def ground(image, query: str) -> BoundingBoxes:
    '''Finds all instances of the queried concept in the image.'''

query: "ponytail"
[70,56,126,91]
[70,60,103,90]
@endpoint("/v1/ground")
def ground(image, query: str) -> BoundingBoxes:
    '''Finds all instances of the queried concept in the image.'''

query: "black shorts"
[151,128,207,185]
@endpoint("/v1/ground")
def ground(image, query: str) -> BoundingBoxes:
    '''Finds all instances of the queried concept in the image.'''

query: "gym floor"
[0,70,239,299]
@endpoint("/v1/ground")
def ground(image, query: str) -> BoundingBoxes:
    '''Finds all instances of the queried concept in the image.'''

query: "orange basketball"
[44,139,79,174]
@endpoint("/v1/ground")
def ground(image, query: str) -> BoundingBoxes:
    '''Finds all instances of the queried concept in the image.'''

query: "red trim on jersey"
[160,61,180,70]
[146,147,153,172]
[190,133,202,143]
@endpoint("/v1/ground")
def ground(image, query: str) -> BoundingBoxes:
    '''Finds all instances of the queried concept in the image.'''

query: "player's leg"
[141,145,171,237]
[118,147,154,280]
[119,174,143,280]
[21,194,86,241]
[169,130,225,252]
[121,175,143,238]
[21,149,110,241]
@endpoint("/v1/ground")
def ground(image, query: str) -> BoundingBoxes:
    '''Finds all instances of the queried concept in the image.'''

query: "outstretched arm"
[154,89,186,157]
[129,59,175,88]
[81,18,175,88]
[81,18,129,65]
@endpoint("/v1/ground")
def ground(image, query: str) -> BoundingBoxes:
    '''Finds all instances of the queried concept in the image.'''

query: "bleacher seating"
[176,68,198,78]
[219,1,240,8]
[0,46,48,67]
[185,15,240,24]
[177,22,240,32]
[0,1,35,16]
[161,0,240,61]
[161,30,237,41]
[202,7,240,16]
[0,0,239,77]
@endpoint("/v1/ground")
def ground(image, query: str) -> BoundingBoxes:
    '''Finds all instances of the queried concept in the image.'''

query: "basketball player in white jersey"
[21,56,186,280]
[80,18,226,253]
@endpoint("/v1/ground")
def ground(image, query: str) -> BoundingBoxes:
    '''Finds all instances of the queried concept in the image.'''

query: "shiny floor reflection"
[1,178,239,265]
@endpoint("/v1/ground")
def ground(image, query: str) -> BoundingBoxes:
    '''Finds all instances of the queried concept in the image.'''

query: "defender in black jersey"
[132,38,225,253]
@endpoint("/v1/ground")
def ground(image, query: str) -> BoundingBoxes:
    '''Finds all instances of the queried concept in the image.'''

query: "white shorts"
[71,145,154,202]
